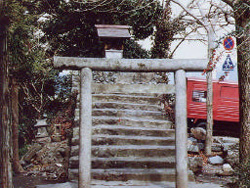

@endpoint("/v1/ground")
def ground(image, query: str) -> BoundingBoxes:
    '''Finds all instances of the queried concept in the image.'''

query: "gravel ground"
[10,171,234,188]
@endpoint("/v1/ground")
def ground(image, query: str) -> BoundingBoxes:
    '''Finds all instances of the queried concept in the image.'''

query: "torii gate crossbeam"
[54,57,208,188]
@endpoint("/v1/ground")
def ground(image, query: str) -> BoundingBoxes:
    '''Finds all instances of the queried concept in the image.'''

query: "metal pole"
[79,68,92,188]
[175,69,188,188]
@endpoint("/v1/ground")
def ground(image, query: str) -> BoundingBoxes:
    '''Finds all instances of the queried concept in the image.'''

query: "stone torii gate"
[54,57,208,188]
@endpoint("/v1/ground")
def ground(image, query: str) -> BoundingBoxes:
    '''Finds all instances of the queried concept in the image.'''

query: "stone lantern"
[54,124,62,135]
[51,123,62,142]
[95,24,131,59]
[34,118,49,138]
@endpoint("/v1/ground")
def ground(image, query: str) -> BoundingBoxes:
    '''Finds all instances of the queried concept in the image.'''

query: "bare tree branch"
[171,0,208,31]
[169,28,198,58]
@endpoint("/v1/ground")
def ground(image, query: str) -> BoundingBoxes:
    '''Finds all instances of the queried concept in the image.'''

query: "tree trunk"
[236,16,250,166]
[205,27,215,156]
[11,78,24,174]
[221,2,250,187]
[205,70,213,156]
[0,15,13,188]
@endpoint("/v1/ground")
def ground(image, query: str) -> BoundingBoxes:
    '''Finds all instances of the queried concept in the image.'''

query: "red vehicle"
[187,77,239,134]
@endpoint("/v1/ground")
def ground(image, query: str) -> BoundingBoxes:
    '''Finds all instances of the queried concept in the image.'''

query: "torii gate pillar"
[79,68,92,188]
[175,69,188,188]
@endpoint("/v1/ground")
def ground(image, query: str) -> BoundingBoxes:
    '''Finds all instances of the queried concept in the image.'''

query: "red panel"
[220,86,239,99]
[187,78,239,124]
[187,78,207,121]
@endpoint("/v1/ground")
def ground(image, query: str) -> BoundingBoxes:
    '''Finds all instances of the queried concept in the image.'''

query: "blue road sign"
[223,37,234,51]
[222,54,235,71]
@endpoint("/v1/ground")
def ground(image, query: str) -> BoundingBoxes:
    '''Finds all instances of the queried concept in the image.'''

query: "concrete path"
[36,180,227,188]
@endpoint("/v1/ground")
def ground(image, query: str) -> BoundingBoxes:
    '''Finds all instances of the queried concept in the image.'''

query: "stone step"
[71,145,176,158]
[92,94,160,105]
[93,116,173,129]
[69,92,177,183]
[72,135,175,147]
[93,102,161,111]
[72,126,175,146]
[69,168,194,182]
[92,109,167,120]
[92,135,175,146]
[93,125,175,137]
[69,156,176,169]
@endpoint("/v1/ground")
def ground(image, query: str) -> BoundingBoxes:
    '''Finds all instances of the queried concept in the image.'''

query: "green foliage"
[18,144,29,158]
[3,0,74,145]
[0,0,23,21]
[151,1,183,58]
[25,0,163,57]
[123,39,150,59]
[18,114,37,145]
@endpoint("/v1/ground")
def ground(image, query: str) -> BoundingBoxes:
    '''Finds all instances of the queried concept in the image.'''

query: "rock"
[189,137,198,143]
[224,142,239,167]
[225,142,239,151]
[20,160,27,166]
[188,144,200,153]
[23,163,34,170]
[25,170,40,177]
[214,136,239,144]
[225,150,239,168]
[187,137,205,153]
[215,163,234,176]
[36,182,77,188]
[21,140,70,180]
[202,164,223,175]
[211,143,223,152]
[36,141,69,165]
[22,143,42,162]
[197,143,204,150]
[221,163,234,176]
[35,137,52,144]
[47,173,57,180]
[56,163,63,168]
[208,156,224,165]
[187,138,199,153]
[191,127,206,140]
[188,157,203,174]
[51,135,62,142]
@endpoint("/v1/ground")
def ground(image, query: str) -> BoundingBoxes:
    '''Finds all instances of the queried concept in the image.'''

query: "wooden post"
[175,69,188,188]
[11,78,24,173]
[79,68,92,188]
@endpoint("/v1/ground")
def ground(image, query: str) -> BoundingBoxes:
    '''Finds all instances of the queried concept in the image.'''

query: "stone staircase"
[69,92,193,182]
